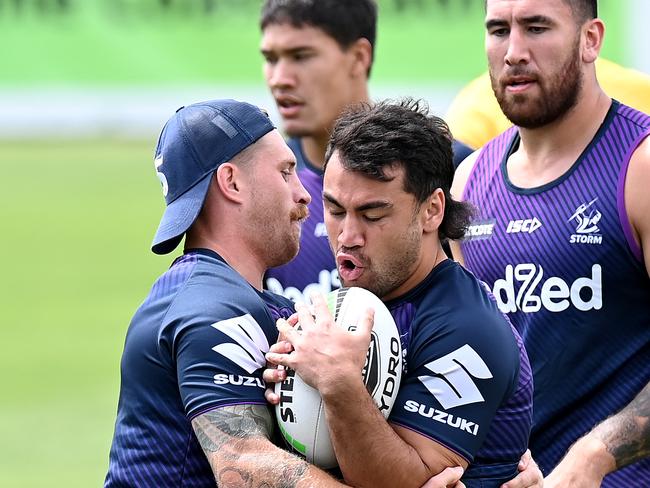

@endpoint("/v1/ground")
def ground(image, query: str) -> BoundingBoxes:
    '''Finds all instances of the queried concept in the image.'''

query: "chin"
[283,122,317,139]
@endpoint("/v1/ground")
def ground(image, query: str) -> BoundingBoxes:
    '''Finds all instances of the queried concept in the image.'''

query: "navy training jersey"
[387,259,533,486]
[461,101,650,484]
[104,249,294,488]
[265,137,474,301]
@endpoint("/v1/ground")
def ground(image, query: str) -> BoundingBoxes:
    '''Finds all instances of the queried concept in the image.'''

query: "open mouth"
[275,95,303,116]
[336,254,364,281]
[505,76,536,92]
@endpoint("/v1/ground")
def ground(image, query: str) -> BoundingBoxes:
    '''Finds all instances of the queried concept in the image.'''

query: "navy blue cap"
[151,99,275,254]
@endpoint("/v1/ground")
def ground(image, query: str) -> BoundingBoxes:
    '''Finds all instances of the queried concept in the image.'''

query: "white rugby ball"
[275,287,402,469]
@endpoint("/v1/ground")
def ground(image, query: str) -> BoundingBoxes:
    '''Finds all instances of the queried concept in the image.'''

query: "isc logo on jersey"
[488,263,602,313]
[506,217,542,234]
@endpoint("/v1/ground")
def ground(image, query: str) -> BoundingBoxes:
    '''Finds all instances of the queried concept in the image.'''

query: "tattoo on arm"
[593,382,650,468]
[193,404,274,452]
[192,405,309,488]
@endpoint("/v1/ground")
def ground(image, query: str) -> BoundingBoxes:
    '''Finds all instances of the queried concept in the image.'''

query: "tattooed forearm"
[191,405,314,488]
[592,382,650,468]
[193,404,274,452]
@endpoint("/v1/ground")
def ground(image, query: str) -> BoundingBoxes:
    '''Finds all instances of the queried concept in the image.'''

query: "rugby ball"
[275,287,402,469]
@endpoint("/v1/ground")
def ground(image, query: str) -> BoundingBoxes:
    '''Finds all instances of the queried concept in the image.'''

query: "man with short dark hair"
[260,0,473,303]
[451,0,650,485]
[265,99,535,488]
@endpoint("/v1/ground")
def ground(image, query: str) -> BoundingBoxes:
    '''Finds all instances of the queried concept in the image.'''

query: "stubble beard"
[490,39,583,129]
[249,204,305,270]
[339,222,422,300]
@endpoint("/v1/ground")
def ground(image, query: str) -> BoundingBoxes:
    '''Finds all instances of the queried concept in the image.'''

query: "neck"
[382,240,447,302]
[185,231,266,290]
[302,91,371,170]
[301,133,331,170]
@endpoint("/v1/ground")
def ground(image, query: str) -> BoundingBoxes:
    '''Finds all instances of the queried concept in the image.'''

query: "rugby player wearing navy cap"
[104,99,318,487]
[104,99,471,488]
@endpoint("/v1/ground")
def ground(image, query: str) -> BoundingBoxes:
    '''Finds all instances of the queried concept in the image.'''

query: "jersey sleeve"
[388,308,520,462]
[167,281,283,420]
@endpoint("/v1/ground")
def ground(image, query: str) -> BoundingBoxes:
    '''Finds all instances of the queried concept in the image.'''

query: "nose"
[337,215,364,249]
[293,177,311,206]
[504,28,530,66]
[267,58,296,90]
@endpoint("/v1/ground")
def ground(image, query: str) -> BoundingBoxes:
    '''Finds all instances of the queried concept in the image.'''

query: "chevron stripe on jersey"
[461,100,650,485]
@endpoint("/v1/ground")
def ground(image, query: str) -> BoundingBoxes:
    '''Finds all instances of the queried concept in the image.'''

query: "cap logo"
[154,155,169,197]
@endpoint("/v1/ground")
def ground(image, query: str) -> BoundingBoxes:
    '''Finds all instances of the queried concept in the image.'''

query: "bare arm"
[449,150,480,264]
[323,375,468,488]
[592,383,650,468]
[545,135,650,487]
[192,404,346,488]
[544,382,650,487]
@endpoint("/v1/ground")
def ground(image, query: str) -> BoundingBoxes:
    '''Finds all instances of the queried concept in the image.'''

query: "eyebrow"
[486,14,554,30]
[323,192,393,212]
[260,45,315,57]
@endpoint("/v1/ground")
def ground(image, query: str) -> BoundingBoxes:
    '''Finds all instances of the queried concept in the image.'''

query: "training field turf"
[0,1,625,87]
[0,139,166,487]
[0,2,631,486]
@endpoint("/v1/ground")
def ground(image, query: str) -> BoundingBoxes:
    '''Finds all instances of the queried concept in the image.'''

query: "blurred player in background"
[266,98,538,488]
[451,0,650,485]
[259,0,473,303]
[446,57,650,150]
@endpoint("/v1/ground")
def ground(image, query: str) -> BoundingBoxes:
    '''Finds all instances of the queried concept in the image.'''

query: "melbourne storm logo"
[568,198,602,245]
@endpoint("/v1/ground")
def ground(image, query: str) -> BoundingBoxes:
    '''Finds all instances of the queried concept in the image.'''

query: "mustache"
[501,67,538,81]
[290,204,309,221]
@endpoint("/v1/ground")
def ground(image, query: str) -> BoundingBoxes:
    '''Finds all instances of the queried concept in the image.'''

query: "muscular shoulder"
[625,134,650,271]
[410,263,519,360]
[163,253,273,332]
[451,149,481,202]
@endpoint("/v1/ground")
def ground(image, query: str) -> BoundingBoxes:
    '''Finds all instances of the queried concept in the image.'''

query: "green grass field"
[0,0,627,87]
[0,140,166,487]
[0,1,635,486]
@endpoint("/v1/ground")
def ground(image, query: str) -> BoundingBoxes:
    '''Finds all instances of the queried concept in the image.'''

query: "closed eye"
[489,27,509,37]
[326,206,345,218]
[528,26,547,34]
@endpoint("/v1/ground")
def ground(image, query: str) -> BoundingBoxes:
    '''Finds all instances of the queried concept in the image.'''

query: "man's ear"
[581,18,605,64]
[348,37,373,79]
[422,189,445,233]
[215,163,244,204]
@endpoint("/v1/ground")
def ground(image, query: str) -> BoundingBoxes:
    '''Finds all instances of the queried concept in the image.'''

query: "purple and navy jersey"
[387,259,533,486]
[460,101,650,484]
[265,137,474,301]
[265,138,340,302]
[104,249,293,488]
